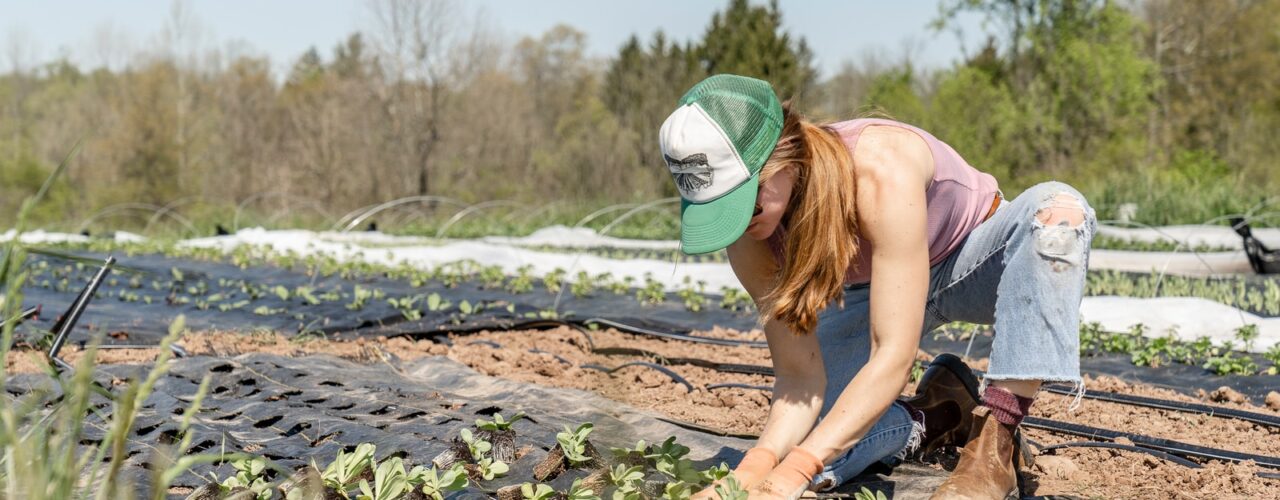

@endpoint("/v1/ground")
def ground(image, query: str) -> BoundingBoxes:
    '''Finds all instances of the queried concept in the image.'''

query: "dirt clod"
[1266,391,1280,411]
[1209,386,1248,404]
[1034,455,1080,480]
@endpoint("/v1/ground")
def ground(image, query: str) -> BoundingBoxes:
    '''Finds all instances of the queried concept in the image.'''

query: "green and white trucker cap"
[659,74,783,254]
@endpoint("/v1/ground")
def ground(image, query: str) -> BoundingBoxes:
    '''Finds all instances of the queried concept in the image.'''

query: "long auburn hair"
[759,103,859,336]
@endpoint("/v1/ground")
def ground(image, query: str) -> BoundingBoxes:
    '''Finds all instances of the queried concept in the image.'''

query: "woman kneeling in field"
[658,75,1095,500]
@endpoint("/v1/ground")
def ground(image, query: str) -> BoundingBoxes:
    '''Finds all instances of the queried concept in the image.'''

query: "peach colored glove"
[692,447,778,499]
[748,448,824,500]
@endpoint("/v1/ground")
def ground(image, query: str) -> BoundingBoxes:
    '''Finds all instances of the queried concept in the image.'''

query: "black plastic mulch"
[15,251,759,344]
[15,251,1278,405]
[4,354,759,499]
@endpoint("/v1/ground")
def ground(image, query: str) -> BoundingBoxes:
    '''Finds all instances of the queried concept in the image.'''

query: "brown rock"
[1265,391,1280,410]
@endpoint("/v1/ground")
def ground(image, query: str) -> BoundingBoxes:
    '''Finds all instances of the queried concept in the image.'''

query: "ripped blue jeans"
[809,181,1097,491]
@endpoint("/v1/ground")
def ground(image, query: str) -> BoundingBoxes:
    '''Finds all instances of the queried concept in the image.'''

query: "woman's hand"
[691,447,778,499]
[747,448,823,500]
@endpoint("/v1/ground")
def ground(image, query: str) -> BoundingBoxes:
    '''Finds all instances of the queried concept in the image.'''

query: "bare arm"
[726,237,825,459]
[793,125,933,462]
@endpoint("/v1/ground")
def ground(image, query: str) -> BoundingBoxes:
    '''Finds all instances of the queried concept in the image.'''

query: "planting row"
[935,321,1280,377]
[35,239,1280,319]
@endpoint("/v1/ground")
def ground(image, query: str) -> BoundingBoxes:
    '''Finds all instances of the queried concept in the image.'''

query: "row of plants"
[936,321,1280,376]
[1085,270,1280,316]
[1088,234,1235,253]
[40,237,1280,325]
[189,410,891,500]
[518,235,1241,264]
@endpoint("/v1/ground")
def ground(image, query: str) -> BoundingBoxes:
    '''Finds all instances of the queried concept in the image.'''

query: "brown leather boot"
[929,407,1019,500]
[902,353,981,456]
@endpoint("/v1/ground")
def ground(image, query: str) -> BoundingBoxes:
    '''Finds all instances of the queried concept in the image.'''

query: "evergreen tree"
[698,0,816,101]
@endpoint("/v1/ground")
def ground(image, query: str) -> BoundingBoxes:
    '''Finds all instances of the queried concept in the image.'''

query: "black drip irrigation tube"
[1022,416,1280,470]
[580,361,695,393]
[1042,383,1280,429]
[579,318,768,348]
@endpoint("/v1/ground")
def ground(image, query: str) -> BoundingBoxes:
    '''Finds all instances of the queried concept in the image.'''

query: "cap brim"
[679,173,758,255]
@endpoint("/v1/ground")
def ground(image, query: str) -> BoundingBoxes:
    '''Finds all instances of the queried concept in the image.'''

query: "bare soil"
[7,326,1278,498]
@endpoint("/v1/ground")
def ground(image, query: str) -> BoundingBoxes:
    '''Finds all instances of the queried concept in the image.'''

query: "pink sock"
[983,386,1034,426]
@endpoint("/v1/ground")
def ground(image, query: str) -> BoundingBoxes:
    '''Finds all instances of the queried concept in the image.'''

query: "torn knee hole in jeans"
[1033,193,1087,272]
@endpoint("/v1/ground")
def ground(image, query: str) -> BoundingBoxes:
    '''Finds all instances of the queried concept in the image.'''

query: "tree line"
[1,0,1277,232]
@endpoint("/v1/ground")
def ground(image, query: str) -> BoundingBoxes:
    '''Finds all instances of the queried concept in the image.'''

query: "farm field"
[2,226,1278,499]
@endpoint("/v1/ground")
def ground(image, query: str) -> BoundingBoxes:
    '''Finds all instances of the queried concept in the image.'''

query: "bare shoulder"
[851,125,934,189]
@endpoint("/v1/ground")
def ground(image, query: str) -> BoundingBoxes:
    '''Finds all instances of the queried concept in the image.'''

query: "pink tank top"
[767,118,999,285]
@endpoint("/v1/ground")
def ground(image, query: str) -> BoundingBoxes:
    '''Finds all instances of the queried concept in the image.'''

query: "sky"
[2,1,990,77]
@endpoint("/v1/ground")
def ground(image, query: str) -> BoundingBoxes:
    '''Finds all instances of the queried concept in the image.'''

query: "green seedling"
[273,285,291,301]
[636,274,665,306]
[476,411,526,431]
[460,428,492,461]
[347,285,374,310]
[713,474,748,500]
[676,277,707,312]
[1203,350,1259,376]
[409,464,469,500]
[427,292,452,312]
[699,463,731,484]
[1263,344,1280,375]
[718,287,754,312]
[508,265,536,294]
[608,464,645,500]
[388,295,424,320]
[321,442,376,492]
[295,286,321,305]
[609,440,647,464]
[647,437,698,483]
[1235,324,1260,352]
[357,456,411,500]
[521,483,556,500]
[220,457,272,500]
[479,265,507,289]
[853,486,889,500]
[556,423,595,466]
[568,478,600,500]
[571,271,596,298]
[544,268,567,294]
[476,457,509,481]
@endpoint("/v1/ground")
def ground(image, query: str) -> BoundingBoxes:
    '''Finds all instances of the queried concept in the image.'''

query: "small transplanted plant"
[357,456,412,500]
[557,423,595,466]
[388,294,424,320]
[320,443,377,494]
[712,474,748,500]
[409,463,469,500]
[477,411,525,463]
[534,422,600,482]
[219,457,272,500]
[608,464,646,500]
